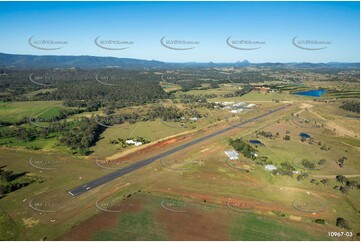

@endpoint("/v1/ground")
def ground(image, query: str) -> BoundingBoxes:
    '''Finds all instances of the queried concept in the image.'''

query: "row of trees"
[0,168,43,199]
[96,105,202,127]
[334,175,360,194]
[340,100,360,113]
[229,138,258,160]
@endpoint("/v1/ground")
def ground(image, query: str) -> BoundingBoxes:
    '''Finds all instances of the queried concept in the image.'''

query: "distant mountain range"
[0,53,359,69]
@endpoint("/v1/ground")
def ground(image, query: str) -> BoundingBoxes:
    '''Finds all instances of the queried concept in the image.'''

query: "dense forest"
[0,69,169,108]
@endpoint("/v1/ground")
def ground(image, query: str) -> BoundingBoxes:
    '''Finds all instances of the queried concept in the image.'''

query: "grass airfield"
[0,84,359,241]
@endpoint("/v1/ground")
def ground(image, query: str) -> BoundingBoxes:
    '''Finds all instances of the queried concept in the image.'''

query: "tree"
[297,173,308,181]
[336,217,350,229]
[314,219,326,224]
[320,179,329,187]
[336,175,348,184]
[301,159,316,169]
[337,156,347,168]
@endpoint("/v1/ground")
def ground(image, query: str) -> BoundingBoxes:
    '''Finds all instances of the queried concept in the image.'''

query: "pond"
[294,89,327,97]
[299,132,311,138]
[249,140,263,145]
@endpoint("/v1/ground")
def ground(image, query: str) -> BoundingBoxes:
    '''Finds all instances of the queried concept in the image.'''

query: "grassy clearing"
[0,101,62,123]
[92,210,165,240]
[229,213,326,240]
[0,84,358,240]
[91,119,195,157]
[208,90,294,102]
[24,88,57,98]
[0,207,18,240]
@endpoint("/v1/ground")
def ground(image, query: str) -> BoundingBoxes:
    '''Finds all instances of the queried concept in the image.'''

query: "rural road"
[68,104,291,196]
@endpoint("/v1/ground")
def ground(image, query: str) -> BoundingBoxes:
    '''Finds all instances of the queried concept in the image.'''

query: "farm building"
[224,150,239,160]
[125,139,143,146]
[231,108,244,113]
[232,102,246,107]
[246,103,256,108]
[265,165,277,171]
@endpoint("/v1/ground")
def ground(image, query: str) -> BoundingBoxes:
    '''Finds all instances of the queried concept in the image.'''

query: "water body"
[249,140,263,145]
[299,132,311,138]
[294,89,327,97]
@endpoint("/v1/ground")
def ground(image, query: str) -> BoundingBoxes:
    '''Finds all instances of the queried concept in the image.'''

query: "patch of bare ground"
[60,199,143,241]
[156,206,229,240]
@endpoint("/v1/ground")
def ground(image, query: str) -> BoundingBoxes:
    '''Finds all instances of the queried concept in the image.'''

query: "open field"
[0,101,62,123]
[0,77,359,241]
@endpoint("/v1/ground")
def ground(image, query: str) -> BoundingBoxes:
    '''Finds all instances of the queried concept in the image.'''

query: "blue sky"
[0,1,359,62]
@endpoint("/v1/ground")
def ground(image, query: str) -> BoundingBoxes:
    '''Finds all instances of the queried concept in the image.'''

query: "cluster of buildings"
[215,101,256,114]
[225,150,275,172]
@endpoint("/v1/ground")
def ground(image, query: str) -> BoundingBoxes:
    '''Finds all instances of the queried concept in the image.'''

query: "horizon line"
[0,52,359,65]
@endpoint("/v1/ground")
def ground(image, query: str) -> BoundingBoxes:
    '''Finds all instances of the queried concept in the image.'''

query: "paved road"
[68,104,291,196]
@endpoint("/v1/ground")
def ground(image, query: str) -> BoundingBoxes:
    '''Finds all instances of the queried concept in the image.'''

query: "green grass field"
[0,101,62,123]
[0,83,359,241]
[0,208,18,240]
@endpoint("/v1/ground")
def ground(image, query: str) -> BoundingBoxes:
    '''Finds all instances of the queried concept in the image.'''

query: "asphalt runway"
[68,104,291,196]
